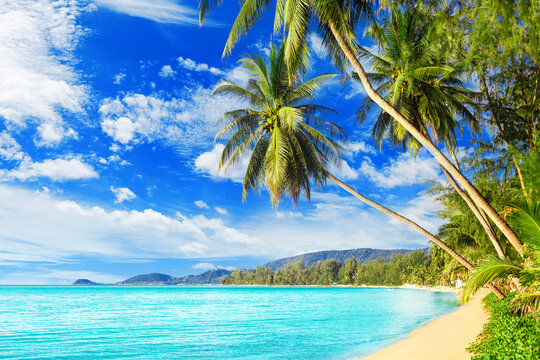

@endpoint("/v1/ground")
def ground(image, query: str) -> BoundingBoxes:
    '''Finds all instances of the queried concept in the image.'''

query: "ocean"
[0,286,458,359]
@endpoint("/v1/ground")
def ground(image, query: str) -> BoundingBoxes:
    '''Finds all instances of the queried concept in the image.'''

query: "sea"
[0,286,458,359]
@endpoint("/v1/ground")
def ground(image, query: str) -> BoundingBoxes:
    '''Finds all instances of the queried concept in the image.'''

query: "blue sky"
[0,0,449,284]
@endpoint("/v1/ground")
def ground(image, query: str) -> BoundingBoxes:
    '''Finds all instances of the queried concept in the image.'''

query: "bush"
[467,293,540,360]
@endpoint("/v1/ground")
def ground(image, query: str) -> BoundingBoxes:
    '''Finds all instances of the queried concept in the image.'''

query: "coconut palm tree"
[354,5,510,262]
[212,42,505,298]
[213,44,343,205]
[463,150,540,312]
[198,0,524,255]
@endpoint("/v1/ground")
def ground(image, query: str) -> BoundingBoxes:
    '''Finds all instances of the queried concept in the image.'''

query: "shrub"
[468,293,540,359]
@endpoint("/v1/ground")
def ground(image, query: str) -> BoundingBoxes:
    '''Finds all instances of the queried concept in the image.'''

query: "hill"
[72,279,99,285]
[170,269,233,285]
[117,273,173,285]
[73,269,233,286]
[264,248,421,271]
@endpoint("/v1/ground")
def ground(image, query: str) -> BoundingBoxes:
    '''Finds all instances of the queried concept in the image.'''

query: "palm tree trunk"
[446,140,461,171]
[326,21,524,255]
[326,173,505,299]
[415,118,506,258]
[512,154,528,199]
[439,166,506,258]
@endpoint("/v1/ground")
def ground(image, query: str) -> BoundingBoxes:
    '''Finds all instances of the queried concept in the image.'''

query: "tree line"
[221,250,450,287]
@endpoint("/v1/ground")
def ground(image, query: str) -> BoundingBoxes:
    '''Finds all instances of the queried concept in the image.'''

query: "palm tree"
[212,42,505,298]
[198,0,524,255]
[355,5,509,262]
[213,44,343,205]
[463,150,540,312]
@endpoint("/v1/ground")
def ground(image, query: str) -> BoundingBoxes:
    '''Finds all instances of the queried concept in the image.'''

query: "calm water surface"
[0,286,458,359]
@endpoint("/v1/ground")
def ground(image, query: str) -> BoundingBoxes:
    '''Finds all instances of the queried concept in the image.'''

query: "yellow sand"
[361,288,490,360]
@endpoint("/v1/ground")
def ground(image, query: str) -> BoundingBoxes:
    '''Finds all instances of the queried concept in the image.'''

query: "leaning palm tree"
[355,5,510,262]
[463,151,540,312]
[198,0,524,255]
[213,42,505,298]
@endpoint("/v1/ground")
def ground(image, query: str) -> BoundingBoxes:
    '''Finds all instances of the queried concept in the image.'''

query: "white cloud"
[194,144,249,183]
[192,262,235,272]
[346,141,376,156]
[0,158,98,182]
[329,159,359,180]
[159,65,176,78]
[102,116,136,144]
[360,152,441,188]
[309,33,326,59]
[215,207,227,215]
[99,90,246,153]
[0,131,24,161]
[93,0,199,25]
[345,81,368,99]
[275,211,303,219]
[0,185,259,264]
[110,186,136,203]
[225,65,251,86]
[193,262,215,270]
[113,72,126,85]
[194,200,209,209]
[395,193,443,233]
[177,57,224,75]
[0,0,88,146]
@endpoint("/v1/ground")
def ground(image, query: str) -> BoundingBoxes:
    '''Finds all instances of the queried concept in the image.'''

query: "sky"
[0,0,450,284]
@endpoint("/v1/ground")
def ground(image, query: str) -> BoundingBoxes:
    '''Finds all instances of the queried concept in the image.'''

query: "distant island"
[73,269,232,286]
[74,247,419,285]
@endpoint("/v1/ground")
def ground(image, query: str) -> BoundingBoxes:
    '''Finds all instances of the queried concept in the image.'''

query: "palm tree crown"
[213,43,344,205]
[356,5,479,154]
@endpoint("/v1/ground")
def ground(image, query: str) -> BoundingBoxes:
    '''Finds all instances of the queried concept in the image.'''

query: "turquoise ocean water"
[0,286,458,359]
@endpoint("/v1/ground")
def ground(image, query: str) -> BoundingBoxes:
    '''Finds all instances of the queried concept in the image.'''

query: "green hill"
[264,248,422,270]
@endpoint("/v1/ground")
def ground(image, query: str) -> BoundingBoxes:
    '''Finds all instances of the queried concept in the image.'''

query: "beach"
[361,288,490,360]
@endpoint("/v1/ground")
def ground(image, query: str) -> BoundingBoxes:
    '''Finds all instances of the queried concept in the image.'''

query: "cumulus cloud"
[194,144,249,182]
[177,57,224,75]
[93,0,200,25]
[360,152,441,188]
[346,141,376,156]
[99,90,246,153]
[194,200,209,209]
[159,65,175,78]
[110,186,136,203]
[0,158,98,181]
[0,0,88,146]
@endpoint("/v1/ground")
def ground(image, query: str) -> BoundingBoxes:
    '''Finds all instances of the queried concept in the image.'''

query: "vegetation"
[200,0,539,350]
[467,293,540,359]
[222,250,448,286]
[264,247,418,270]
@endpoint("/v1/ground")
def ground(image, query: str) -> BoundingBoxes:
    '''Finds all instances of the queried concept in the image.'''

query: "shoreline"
[359,288,490,360]
[218,283,458,293]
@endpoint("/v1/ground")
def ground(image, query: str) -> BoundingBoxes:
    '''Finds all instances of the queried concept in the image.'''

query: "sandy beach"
[360,288,490,360]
